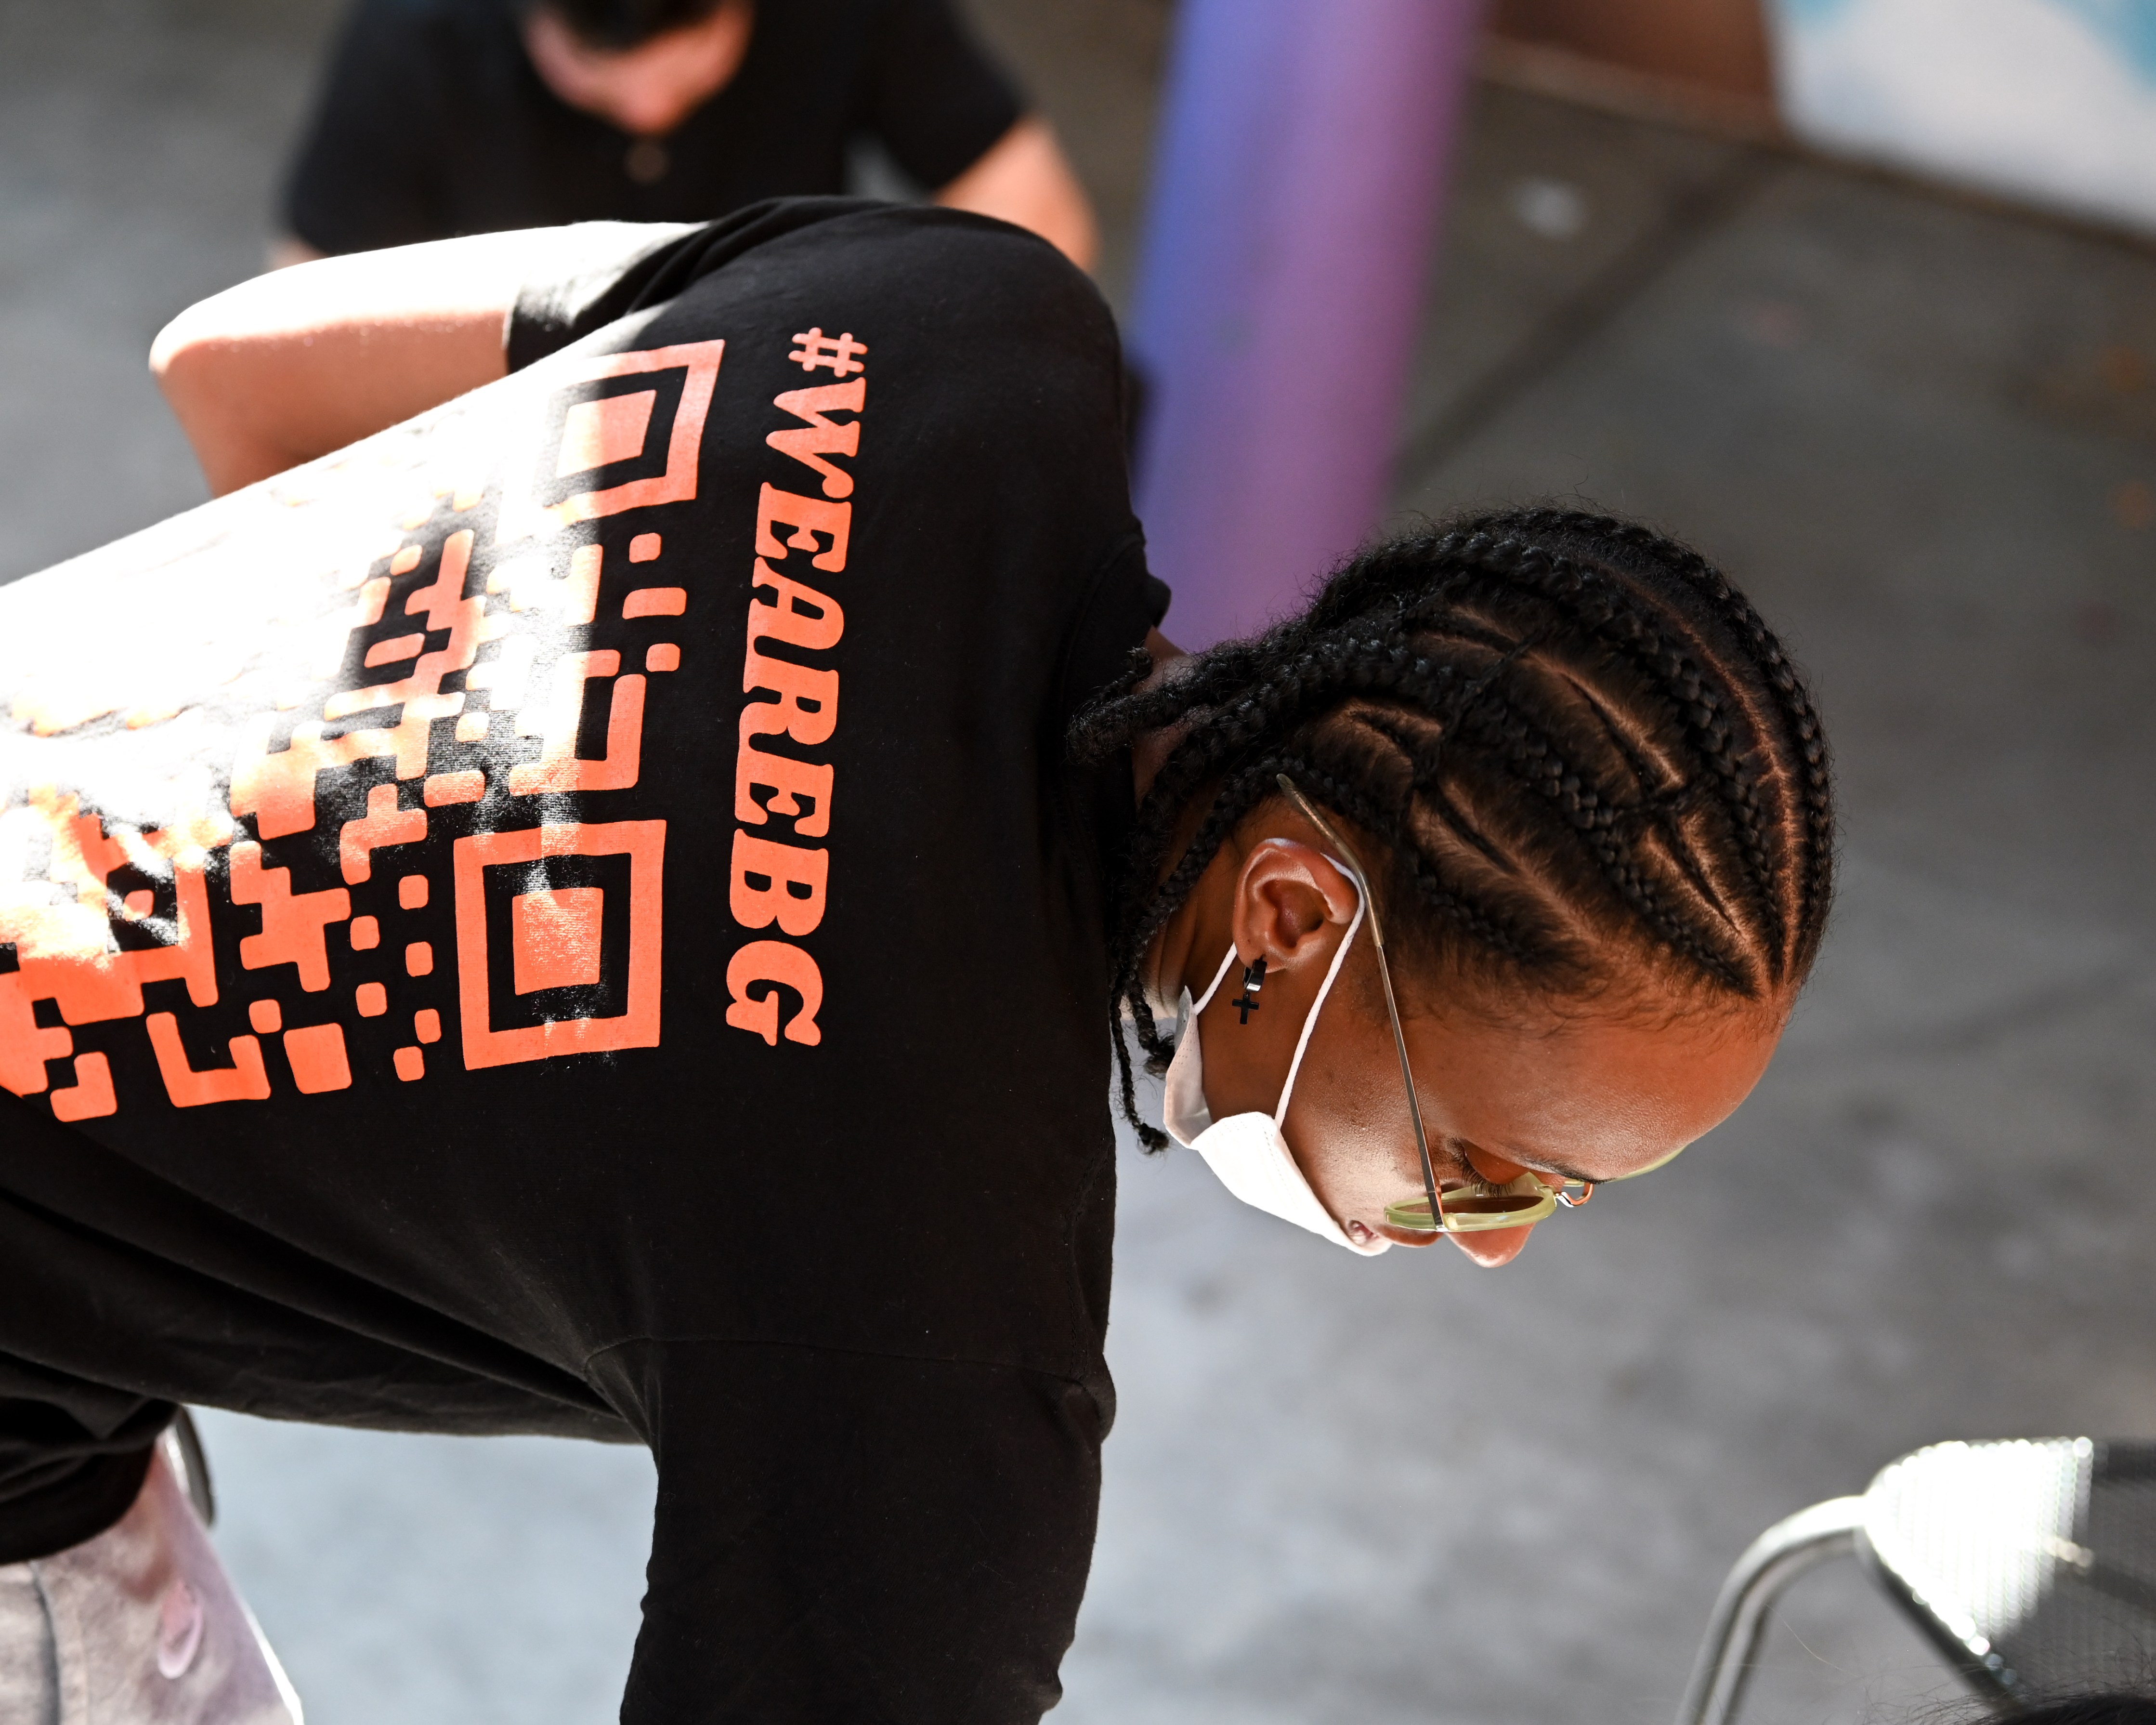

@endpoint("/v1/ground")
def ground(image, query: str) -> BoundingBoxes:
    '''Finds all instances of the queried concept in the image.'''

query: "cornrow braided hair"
[1069,507,1836,1150]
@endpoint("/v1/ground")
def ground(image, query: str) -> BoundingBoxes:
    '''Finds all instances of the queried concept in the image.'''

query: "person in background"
[275,0,1097,268]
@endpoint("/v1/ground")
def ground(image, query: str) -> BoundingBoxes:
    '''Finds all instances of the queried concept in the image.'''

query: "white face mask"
[1160,886,1389,1256]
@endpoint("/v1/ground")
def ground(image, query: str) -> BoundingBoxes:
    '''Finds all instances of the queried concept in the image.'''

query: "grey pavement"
[6,4,2156,1724]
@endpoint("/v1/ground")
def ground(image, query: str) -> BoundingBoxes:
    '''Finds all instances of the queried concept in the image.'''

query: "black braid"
[1465,545,1786,968]
[1071,508,1837,1150]
[1480,507,1836,972]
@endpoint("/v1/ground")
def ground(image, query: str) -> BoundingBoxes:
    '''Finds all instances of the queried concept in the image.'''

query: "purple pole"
[1130,0,1484,650]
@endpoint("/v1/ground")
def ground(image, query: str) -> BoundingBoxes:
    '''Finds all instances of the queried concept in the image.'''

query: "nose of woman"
[1441,1142,1541,1266]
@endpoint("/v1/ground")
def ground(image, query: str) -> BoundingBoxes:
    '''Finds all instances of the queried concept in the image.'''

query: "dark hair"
[533,0,727,51]
[1069,506,1836,1149]
[1981,1699,2156,1725]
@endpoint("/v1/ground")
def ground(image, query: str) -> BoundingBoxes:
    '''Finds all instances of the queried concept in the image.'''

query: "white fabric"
[1161,892,1387,1255]
[0,1443,301,1725]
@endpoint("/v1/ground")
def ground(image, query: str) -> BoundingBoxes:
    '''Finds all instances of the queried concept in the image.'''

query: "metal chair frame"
[1675,1496,1869,1725]
[1676,1491,2032,1725]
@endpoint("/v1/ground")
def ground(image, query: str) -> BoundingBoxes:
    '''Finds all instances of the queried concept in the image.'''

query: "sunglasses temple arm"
[1372,939,1445,1234]
[1276,777,1446,1234]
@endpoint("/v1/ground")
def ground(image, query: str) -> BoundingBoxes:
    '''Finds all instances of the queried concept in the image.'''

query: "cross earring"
[1232,957,1266,1024]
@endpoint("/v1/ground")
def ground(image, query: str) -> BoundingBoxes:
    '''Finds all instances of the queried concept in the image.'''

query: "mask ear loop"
[1275,774,1448,1236]
[1188,943,1241,1018]
[1272,886,1366,1126]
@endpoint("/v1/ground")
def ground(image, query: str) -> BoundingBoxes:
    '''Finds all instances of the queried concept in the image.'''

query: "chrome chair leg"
[1675,1496,1869,1725]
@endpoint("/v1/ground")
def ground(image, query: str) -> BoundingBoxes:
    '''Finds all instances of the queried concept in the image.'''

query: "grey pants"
[0,1439,300,1725]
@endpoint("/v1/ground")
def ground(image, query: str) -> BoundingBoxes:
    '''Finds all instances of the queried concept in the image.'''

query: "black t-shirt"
[0,200,1154,1722]
[284,0,1026,255]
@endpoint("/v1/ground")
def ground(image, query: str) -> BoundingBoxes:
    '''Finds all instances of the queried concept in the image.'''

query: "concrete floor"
[7,3,2156,1723]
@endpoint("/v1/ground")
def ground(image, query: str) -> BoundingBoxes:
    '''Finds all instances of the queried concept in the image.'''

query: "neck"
[1127,628,1191,804]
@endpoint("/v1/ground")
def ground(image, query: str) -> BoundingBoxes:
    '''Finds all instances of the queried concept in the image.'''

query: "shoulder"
[728,0,896,74]
[743,0,966,58]
[528,201,1115,367]
[727,203,1109,341]
[309,0,532,131]
[668,204,1120,411]
[346,0,510,24]
[780,203,1098,308]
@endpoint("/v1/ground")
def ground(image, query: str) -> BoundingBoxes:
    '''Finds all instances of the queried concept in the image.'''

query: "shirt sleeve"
[0,1374,169,1566]
[863,0,1027,192]
[281,0,457,254]
[502,220,703,369]
[596,1339,1103,1725]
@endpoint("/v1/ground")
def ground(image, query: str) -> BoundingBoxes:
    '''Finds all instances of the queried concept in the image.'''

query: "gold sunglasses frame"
[1272,775,1592,1236]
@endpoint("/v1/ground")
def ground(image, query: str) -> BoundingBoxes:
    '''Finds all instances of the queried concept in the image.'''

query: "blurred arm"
[934,116,1098,273]
[149,231,563,497]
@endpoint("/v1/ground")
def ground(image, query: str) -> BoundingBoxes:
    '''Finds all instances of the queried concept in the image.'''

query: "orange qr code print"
[0,339,722,1120]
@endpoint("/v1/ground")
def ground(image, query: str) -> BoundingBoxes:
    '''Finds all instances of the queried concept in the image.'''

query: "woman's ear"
[1229,839,1359,972]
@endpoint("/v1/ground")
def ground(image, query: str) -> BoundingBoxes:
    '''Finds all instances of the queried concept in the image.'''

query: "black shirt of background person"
[283,0,1025,254]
